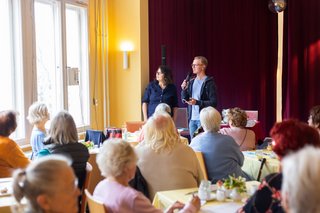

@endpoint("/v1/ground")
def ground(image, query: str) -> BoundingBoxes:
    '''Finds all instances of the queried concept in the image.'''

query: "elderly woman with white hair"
[281,146,320,213]
[190,106,252,183]
[136,113,203,200]
[93,139,200,213]
[12,155,80,213]
[27,102,50,158]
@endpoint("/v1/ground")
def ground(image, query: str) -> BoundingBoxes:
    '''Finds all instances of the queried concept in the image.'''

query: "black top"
[142,80,178,118]
[49,142,89,190]
[242,173,284,213]
[181,76,218,121]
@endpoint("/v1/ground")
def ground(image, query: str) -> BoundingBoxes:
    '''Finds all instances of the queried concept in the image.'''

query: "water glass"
[198,180,211,200]
[121,126,128,140]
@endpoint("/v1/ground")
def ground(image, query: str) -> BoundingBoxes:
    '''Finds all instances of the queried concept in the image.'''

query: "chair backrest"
[80,162,93,213]
[125,121,145,133]
[194,151,208,180]
[85,129,106,145]
[85,189,107,213]
[174,107,188,129]
[245,110,258,121]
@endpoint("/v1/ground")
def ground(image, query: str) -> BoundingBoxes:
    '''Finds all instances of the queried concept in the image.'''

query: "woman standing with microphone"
[142,65,178,121]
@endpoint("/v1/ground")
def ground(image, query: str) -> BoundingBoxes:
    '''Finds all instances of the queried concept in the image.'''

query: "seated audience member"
[190,106,252,183]
[154,103,171,115]
[39,111,89,190]
[136,113,203,200]
[220,107,256,151]
[0,110,30,178]
[281,146,320,213]
[12,155,80,213]
[94,139,200,213]
[240,119,320,213]
[308,105,320,134]
[27,102,50,158]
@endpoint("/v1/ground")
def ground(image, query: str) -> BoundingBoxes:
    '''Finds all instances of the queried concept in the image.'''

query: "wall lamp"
[120,41,134,69]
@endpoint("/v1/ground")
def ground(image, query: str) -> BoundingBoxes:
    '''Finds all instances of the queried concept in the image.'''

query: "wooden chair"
[80,162,93,213]
[194,151,208,180]
[125,121,145,132]
[85,189,107,213]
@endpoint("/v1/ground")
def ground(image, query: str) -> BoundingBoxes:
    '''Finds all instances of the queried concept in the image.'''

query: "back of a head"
[27,102,49,125]
[271,119,320,159]
[49,111,78,145]
[154,103,171,115]
[144,113,179,153]
[227,107,247,128]
[282,146,320,213]
[309,105,320,128]
[0,110,18,137]
[12,155,72,212]
[200,106,221,132]
[96,139,137,178]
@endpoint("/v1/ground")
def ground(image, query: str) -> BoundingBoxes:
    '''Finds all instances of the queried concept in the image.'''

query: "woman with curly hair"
[240,119,320,213]
[136,113,203,200]
[220,107,256,151]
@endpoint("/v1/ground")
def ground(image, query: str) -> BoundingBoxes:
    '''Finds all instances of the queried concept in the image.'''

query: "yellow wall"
[107,0,149,127]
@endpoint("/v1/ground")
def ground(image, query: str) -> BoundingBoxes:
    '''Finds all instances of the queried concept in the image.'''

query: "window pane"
[34,1,63,117]
[0,0,24,140]
[66,4,90,127]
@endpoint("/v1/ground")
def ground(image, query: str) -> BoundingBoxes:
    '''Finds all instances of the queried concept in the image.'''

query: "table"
[242,150,280,181]
[0,178,18,213]
[153,181,260,213]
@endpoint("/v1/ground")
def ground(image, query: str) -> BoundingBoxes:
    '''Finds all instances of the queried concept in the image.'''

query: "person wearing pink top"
[93,139,200,213]
[220,107,255,151]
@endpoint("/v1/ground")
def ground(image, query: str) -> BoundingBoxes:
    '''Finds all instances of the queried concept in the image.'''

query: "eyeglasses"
[191,64,203,68]
[156,71,163,75]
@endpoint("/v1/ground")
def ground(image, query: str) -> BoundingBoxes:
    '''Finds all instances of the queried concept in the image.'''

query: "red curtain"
[149,0,278,135]
[282,0,320,121]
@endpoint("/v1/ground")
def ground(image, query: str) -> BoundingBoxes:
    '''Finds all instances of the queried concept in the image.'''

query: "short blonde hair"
[282,146,320,213]
[227,107,247,127]
[96,139,137,178]
[144,113,179,153]
[48,111,78,145]
[27,102,49,125]
[154,103,171,115]
[200,106,221,132]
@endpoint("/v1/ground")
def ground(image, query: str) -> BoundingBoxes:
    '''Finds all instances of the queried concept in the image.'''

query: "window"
[0,0,24,140]
[0,0,89,145]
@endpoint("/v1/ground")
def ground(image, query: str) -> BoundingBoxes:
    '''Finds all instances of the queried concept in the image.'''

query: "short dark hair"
[309,105,320,128]
[0,110,18,137]
[158,65,173,85]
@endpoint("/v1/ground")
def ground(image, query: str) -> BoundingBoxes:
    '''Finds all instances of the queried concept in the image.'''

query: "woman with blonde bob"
[27,102,50,158]
[136,113,203,200]
[220,107,256,151]
[12,155,80,213]
[94,139,200,213]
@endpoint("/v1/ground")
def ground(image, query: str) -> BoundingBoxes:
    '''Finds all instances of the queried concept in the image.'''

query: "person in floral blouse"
[239,119,320,213]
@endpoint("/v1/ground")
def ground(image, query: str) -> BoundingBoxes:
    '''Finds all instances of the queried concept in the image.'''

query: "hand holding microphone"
[181,71,193,90]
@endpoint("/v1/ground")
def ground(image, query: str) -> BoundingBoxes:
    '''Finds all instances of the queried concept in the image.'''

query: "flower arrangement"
[218,175,247,193]
[81,141,95,149]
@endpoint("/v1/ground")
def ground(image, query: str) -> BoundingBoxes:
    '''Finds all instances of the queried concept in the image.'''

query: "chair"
[174,108,190,141]
[194,151,208,180]
[80,162,93,213]
[125,121,145,133]
[85,129,106,146]
[85,189,107,213]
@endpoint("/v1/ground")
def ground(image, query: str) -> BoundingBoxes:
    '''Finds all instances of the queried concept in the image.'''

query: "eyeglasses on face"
[191,64,203,68]
[156,71,163,75]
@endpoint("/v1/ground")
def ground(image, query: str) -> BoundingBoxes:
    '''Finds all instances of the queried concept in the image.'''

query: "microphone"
[185,71,193,82]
